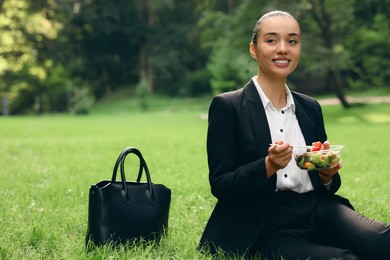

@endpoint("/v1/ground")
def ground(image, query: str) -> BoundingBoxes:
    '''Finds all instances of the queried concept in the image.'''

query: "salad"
[294,141,342,171]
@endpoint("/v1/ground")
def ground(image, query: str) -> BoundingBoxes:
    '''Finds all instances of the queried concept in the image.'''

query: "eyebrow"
[264,32,300,37]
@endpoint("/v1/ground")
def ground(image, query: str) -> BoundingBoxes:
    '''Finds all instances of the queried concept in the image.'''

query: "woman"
[198,10,390,259]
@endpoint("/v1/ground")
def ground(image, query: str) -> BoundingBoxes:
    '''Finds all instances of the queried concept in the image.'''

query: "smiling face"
[250,15,301,80]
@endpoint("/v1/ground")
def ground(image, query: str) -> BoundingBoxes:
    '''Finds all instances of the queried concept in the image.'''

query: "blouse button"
[284,174,288,178]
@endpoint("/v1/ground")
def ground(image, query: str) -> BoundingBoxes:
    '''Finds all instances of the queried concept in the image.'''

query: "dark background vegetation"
[0,0,389,115]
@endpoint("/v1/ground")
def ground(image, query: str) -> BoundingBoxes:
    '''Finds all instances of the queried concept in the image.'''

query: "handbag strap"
[112,147,155,204]
[112,147,143,182]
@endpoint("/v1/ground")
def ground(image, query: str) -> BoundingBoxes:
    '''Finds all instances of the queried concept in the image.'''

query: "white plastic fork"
[269,144,313,149]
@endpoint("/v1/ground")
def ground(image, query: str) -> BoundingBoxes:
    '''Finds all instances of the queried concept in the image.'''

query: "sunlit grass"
[0,99,389,259]
[322,103,390,219]
[0,110,213,259]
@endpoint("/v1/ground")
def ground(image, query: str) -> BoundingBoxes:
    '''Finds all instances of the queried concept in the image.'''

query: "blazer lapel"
[243,80,272,157]
[243,83,317,148]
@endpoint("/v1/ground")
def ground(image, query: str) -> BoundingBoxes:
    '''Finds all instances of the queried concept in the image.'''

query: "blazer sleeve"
[206,94,275,203]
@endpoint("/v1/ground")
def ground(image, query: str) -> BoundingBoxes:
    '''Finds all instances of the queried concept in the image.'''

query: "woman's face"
[250,15,301,79]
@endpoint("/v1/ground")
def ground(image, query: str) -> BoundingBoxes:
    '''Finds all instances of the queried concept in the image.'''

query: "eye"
[266,39,277,44]
[288,39,299,45]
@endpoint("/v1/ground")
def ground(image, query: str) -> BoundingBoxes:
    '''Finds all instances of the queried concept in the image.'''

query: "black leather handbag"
[85,147,171,247]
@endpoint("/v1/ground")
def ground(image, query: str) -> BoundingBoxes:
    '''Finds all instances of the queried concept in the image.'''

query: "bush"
[348,14,390,89]
[68,87,95,115]
[178,68,212,97]
[135,79,150,111]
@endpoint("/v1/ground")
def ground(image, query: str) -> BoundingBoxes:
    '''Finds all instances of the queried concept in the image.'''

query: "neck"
[256,74,287,109]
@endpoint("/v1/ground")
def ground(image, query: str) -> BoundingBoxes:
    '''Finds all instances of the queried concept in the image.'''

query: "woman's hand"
[266,140,293,178]
[318,161,342,184]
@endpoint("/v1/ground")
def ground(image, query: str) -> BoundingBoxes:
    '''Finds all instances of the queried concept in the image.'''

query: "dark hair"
[251,10,296,45]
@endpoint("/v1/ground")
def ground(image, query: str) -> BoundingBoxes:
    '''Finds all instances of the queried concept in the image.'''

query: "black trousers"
[251,190,390,260]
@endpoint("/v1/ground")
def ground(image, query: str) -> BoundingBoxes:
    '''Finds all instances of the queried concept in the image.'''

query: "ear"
[249,42,257,60]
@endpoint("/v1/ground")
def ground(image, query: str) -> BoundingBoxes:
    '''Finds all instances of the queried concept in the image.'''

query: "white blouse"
[252,76,315,193]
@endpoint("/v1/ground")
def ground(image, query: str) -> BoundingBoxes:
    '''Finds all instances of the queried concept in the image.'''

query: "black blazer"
[198,79,349,255]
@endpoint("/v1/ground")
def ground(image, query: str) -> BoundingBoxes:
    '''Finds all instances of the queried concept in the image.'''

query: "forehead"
[260,16,300,36]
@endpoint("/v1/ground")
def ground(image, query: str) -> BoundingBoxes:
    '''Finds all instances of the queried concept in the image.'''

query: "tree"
[0,0,71,115]
[0,0,37,115]
[300,0,354,108]
[347,0,390,90]
[138,0,154,93]
[60,0,210,98]
[61,0,142,98]
[145,0,211,96]
[1,0,389,114]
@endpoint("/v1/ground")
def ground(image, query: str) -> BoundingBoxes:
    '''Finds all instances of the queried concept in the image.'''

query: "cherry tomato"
[311,141,323,152]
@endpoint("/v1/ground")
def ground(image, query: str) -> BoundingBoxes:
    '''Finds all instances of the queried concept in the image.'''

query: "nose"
[276,41,288,54]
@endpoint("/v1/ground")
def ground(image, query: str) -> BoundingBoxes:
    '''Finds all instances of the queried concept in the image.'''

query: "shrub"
[68,87,94,115]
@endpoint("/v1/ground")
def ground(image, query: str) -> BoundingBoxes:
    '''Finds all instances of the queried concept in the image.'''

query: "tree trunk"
[139,44,154,93]
[1,93,10,116]
[309,0,351,108]
[327,71,351,108]
[139,0,154,93]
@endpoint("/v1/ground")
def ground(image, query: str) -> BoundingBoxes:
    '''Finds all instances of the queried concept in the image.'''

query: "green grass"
[321,103,390,218]
[312,86,390,100]
[1,96,390,259]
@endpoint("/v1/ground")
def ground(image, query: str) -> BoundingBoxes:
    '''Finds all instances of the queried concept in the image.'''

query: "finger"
[319,167,338,176]
[338,160,343,169]
[274,144,292,153]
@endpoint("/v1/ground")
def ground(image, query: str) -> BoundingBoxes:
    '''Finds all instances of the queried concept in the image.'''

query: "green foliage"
[135,79,150,111]
[147,0,210,96]
[208,43,241,93]
[0,1,36,114]
[198,5,258,94]
[43,64,72,112]
[0,100,389,258]
[0,1,32,76]
[63,0,142,97]
[347,14,390,89]
[68,86,95,115]
[0,0,74,115]
[198,10,231,49]
[5,81,34,114]
[0,0,389,114]
[178,68,212,97]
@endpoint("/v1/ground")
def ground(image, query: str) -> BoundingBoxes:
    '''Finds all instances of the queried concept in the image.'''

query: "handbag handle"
[112,148,143,182]
[112,147,155,204]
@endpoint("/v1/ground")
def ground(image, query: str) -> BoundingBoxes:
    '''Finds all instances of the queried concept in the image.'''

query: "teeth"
[275,60,288,64]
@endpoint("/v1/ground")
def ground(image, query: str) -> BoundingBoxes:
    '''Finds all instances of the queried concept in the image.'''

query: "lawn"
[0,97,389,259]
